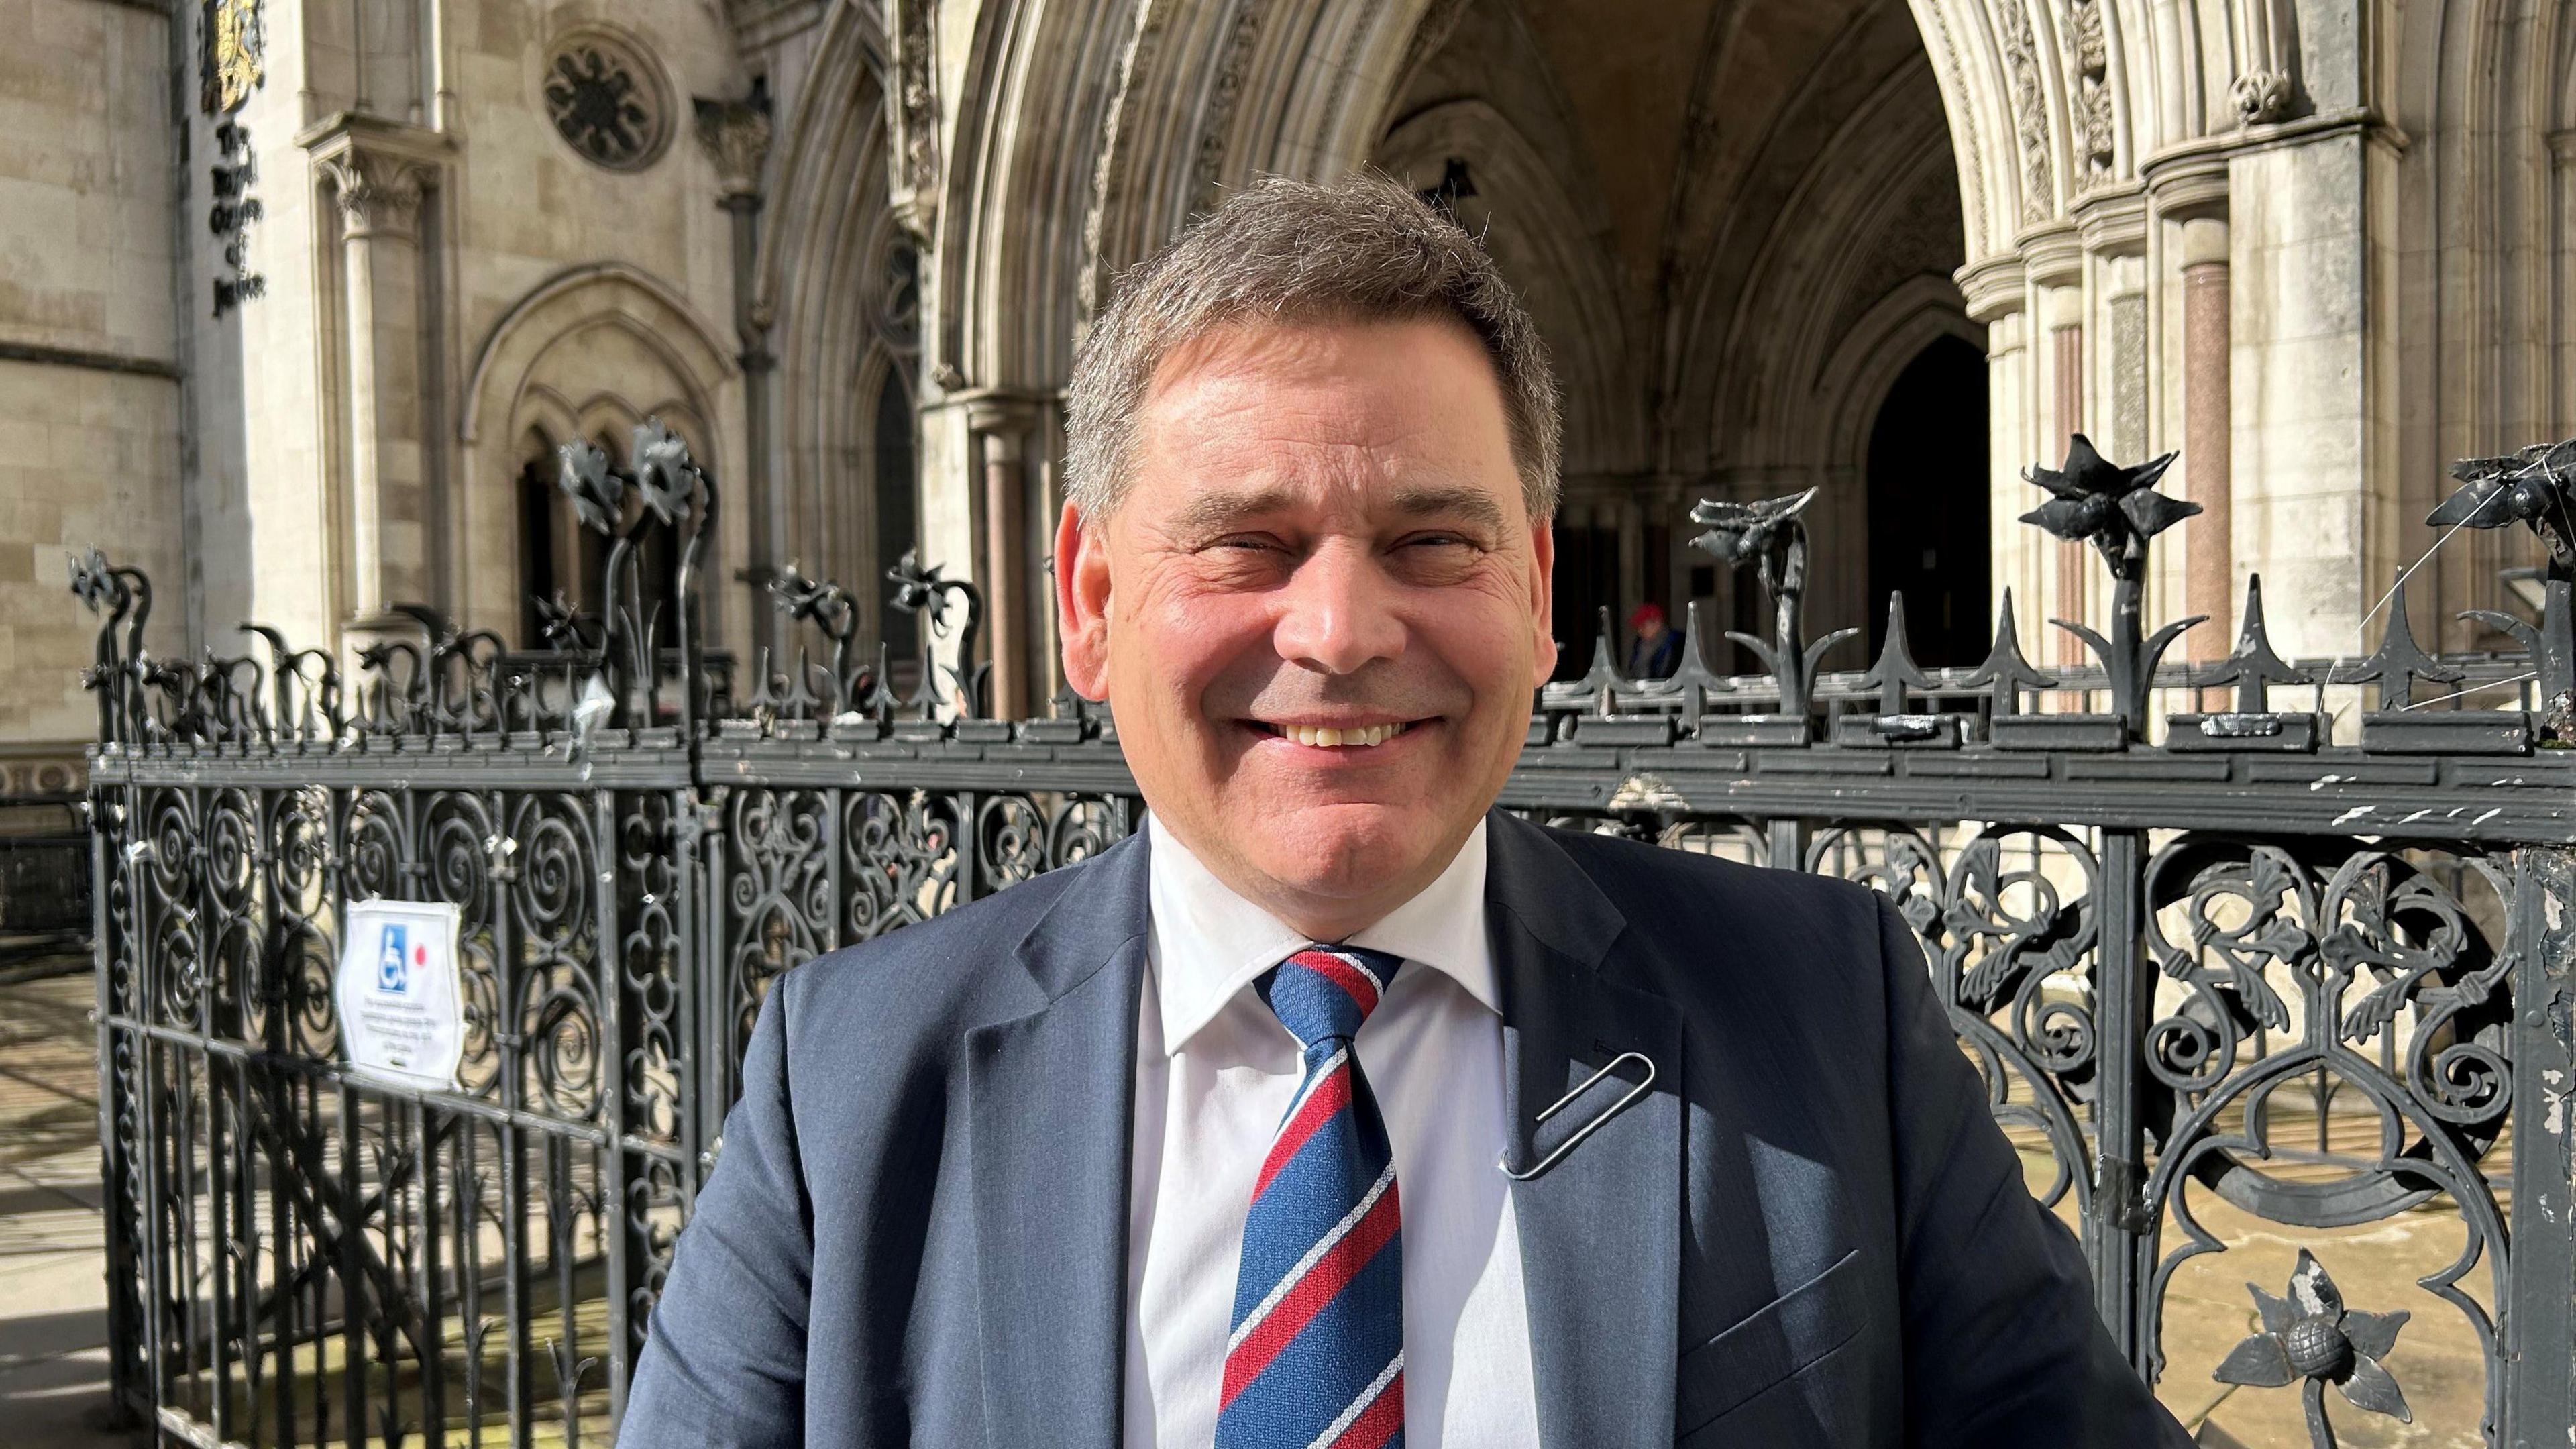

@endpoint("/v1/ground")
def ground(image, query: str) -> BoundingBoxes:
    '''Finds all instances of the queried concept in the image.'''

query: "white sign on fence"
[335,899,466,1090]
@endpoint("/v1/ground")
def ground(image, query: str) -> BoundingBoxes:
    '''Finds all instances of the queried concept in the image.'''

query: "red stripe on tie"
[1219,1179,1401,1408]
[1330,1370,1405,1449]
[1293,950,1381,1014]
[1250,1061,1350,1202]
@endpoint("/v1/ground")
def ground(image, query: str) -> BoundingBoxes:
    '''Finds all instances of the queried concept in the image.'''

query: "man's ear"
[1056,500,1112,700]
[1527,510,1558,688]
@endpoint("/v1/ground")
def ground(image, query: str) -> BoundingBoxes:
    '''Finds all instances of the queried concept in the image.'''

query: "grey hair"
[1063,173,1561,519]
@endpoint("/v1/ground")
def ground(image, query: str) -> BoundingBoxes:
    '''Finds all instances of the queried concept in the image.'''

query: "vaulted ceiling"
[1375,0,1969,482]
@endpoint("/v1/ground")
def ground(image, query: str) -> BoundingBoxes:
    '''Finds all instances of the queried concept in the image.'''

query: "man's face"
[1057,317,1556,938]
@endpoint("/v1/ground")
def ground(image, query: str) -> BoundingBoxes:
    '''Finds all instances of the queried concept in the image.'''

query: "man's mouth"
[1248,720,1421,749]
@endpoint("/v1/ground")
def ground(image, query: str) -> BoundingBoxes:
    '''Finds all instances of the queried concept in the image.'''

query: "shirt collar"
[1146,815,1496,1056]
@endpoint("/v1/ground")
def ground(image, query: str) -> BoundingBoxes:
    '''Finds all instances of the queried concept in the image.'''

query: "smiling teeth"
[1283,722,1409,748]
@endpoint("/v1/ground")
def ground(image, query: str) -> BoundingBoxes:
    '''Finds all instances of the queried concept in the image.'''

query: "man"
[1626,602,1682,680]
[623,176,2191,1447]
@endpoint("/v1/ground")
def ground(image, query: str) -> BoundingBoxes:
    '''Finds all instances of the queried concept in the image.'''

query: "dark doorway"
[1864,333,1989,663]
[873,370,920,661]
[1547,516,1621,679]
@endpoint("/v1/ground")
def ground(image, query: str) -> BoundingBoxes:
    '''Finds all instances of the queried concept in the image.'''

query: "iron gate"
[76,423,2576,1446]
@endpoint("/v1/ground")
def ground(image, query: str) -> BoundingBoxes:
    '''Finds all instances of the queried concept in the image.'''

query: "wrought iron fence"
[74,422,2576,1448]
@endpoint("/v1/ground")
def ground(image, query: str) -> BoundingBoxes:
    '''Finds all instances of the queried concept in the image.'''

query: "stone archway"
[1350,0,1983,663]
[458,262,741,645]
[756,3,924,660]
[924,0,2263,688]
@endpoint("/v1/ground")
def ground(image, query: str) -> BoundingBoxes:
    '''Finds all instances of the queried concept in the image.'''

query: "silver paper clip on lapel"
[1499,1049,1655,1181]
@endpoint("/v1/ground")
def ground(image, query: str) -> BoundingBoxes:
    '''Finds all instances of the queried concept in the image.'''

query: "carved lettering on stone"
[211,119,264,314]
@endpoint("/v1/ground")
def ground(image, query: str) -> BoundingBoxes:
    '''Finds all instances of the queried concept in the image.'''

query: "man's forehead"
[1126,317,1520,527]
[1157,478,1509,537]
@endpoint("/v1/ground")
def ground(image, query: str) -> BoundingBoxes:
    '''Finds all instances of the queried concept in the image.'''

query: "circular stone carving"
[543,31,669,171]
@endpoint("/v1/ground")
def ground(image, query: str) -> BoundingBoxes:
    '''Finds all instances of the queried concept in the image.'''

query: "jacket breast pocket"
[1674,1248,1868,1440]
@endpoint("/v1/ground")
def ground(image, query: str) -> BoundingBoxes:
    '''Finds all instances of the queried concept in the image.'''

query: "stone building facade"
[7,0,2572,763]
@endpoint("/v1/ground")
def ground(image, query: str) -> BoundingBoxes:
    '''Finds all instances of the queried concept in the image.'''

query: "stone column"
[319,147,433,637]
[1615,494,1644,647]
[967,398,1037,719]
[2553,131,2575,434]
[2050,314,2086,667]
[1663,486,1694,654]
[2180,216,2233,658]
[1958,256,2031,657]
[2228,121,2402,658]
[696,94,773,655]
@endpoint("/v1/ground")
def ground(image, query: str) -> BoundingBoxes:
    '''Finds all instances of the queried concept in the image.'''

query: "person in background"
[1626,602,1681,680]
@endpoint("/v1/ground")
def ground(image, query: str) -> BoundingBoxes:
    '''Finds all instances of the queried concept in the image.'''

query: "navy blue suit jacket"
[623,809,2192,1446]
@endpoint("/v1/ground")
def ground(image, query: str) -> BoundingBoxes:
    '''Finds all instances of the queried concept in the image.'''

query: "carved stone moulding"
[1954,252,2027,323]
[2071,184,2149,258]
[2140,142,2229,224]
[2233,69,2292,127]
[693,94,773,201]
[2017,219,2084,290]
[297,112,451,241]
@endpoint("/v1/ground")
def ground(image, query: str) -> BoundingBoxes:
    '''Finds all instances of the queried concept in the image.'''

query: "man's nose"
[1271,543,1405,675]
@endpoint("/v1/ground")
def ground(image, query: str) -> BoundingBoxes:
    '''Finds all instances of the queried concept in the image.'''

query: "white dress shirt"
[1120,816,1543,1448]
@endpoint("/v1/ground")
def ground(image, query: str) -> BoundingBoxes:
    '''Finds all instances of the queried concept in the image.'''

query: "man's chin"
[1238,802,1456,900]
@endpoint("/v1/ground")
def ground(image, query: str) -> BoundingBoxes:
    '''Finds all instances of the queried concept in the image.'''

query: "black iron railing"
[75,423,2576,1447]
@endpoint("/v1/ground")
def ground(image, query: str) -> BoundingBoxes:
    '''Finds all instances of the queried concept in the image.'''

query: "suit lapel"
[1487,812,1683,1449]
[965,833,1150,1448]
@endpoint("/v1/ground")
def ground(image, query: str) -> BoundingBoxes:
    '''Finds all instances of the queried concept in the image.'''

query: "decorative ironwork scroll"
[73,433,2576,1446]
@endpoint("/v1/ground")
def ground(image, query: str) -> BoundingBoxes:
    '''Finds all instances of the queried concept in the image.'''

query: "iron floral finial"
[2021,433,2194,581]
[2212,1249,2409,1448]
[760,561,863,715]
[630,418,701,526]
[2018,435,2203,735]
[1689,486,1817,582]
[886,548,988,718]
[2436,437,2576,737]
[2430,437,2576,566]
[1690,486,1851,721]
[557,437,623,534]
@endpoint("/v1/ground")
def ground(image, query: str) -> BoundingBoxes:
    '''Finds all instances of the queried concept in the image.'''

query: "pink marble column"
[2053,322,2085,668]
[2182,231,2233,661]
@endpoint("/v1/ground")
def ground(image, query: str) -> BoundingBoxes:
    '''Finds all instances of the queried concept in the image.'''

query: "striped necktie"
[1216,945,1407,1449]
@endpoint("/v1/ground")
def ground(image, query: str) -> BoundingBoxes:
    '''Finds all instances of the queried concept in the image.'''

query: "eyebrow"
[1385,483,1507,531]
[1166,482,1509,539]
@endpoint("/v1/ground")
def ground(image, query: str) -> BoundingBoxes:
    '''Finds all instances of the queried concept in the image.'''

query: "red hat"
[1628,602,1666,631]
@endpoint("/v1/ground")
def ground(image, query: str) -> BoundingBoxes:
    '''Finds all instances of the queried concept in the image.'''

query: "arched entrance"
[1354,0,1974,674]
[1865,333,1990,659]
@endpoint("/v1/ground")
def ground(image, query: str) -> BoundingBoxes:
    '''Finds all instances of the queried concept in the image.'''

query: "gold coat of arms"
[205,0,265,114]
